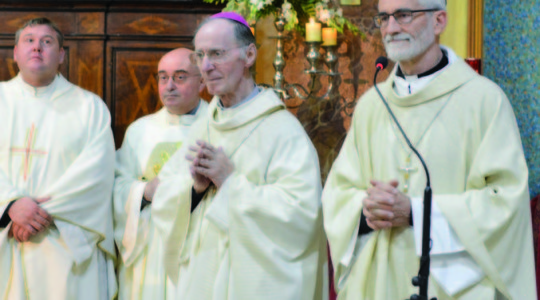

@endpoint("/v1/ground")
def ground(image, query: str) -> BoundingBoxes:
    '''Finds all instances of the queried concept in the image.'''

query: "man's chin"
[206,84,223,96]
[386,49,417,63]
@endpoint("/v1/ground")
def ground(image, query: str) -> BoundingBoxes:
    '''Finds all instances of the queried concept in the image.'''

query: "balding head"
[158,48,199,76]
[157,48,203,115]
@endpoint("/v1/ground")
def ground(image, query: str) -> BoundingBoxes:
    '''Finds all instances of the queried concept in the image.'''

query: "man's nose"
[384,16,402,35]
[165,77,176,90]
[199,55,215,73]
[32,41,42,52]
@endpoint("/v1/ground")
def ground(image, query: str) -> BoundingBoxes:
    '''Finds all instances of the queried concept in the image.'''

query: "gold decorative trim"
[468,0,484,58]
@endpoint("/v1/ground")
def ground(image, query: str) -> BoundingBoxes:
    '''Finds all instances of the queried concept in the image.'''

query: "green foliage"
[203,0,361,35]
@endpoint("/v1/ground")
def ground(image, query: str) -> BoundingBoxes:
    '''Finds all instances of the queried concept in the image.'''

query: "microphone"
[372,57,435,300]
[375,56,388,71]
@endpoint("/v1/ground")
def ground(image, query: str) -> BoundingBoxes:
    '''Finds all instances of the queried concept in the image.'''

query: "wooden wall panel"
[64,40,104,96]
[0,44,20,80]
[0,11,105,36]
[107,13,207,38]
[106,41,189,147]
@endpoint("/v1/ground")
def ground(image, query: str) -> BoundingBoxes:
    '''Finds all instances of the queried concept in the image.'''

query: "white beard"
[383,24,436,63]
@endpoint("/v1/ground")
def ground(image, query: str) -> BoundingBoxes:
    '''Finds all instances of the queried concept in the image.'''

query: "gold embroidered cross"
[398,156,417,193]
[10,124,47,181]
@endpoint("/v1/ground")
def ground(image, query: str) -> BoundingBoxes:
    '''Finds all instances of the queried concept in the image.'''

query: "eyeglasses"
[156,72,200,85]
[190,46,248,66]
[374,9,439,28]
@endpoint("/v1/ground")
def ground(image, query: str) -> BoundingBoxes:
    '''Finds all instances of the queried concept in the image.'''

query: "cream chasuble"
[152,88,328,300]
[114,101,208,300]
[322,56,536,300]
[0,74,117,300]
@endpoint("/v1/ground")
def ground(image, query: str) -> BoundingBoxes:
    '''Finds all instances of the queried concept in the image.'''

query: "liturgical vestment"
[152,88,328,300]
[0,74,117,300]
[322,56,536,299]
[114,101,208,300]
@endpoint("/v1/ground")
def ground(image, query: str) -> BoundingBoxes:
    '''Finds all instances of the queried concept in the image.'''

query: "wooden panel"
[107,12,207,37]
[0,11,105,36]
[0,44,19,80]
[106,41,190,147]
[63,39,104,96]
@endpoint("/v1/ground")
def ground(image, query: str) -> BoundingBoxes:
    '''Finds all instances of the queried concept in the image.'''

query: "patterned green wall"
[484,0,540,196]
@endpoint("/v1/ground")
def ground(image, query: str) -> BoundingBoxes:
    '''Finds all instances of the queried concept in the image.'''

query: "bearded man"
[322,0,537,299]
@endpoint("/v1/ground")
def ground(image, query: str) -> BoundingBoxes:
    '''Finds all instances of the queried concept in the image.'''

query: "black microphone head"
[375,56,389,70]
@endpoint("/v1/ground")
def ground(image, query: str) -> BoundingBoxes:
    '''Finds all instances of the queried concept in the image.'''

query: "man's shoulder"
[64,80,105,104]
[0,77,21,95]
[266,108,304,131]
[124,111,161,135]
[465,73,506,96]
[259,109,314,146]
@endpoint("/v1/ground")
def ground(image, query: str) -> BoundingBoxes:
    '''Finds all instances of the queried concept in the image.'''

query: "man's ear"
[58,47,65,64]
[198,76,205,93]
[433,11,447,36]
[244,43,257,68]
[13,45,18,62]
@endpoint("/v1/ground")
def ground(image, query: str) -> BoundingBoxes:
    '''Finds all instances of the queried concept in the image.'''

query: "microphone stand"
[373,67,435,300]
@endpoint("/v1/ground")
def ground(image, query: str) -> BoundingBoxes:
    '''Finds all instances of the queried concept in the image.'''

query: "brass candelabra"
[269,12,341,101]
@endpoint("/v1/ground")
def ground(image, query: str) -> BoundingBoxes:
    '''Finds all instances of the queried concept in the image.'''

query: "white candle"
[306,17,322,42]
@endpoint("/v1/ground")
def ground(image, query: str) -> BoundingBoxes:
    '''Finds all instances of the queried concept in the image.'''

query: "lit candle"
[322,28,337,46]
[305,17,321,42]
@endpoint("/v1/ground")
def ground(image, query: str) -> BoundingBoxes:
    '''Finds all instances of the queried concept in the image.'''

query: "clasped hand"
[363,179,411,230]
[185,140,234,193]
[8,197,53,242]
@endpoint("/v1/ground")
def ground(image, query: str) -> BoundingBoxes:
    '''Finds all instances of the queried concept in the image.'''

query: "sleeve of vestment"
[151,137,196,283]
[322,99,370,284]
[39,97,116,266]
[0,170,25,227]
[113,126,150,267]
[430,92,534,298]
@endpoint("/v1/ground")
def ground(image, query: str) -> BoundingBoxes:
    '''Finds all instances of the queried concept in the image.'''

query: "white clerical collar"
[18,73,59,99]
[217,85,260,110]
[393,47,458,96]
[164,100,202,126]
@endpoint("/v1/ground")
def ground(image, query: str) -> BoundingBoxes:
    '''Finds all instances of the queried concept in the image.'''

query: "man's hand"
[8,197,52,241]
[143,177,160,202]
[363,180,411,230]
[186,142,212,193]
[9,223,34,243]
[187,140,234,189]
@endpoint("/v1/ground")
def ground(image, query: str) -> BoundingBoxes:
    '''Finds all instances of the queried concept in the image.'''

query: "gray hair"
[194,17,255,49]
[15,17,64,48]
[418,0,447,10]
[193,17,256,73]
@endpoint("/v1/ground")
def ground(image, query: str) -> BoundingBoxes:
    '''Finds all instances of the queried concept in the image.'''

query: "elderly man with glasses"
[151,12,328,300]
[113,48,208,300]
[323,0,536,299]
